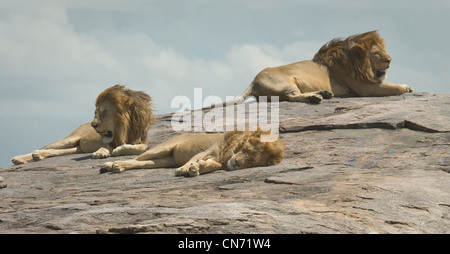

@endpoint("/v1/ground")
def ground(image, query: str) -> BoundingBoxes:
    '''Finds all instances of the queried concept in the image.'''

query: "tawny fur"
[11,85,156,165]
[100,129,285,177]
[225,31,413,106]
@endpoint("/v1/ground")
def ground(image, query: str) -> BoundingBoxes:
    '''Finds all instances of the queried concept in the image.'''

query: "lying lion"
[11,85,156,165]
[228,31,413,105]
[100,128,285,177]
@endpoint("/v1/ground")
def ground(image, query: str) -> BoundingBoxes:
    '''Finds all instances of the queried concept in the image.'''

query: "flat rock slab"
[281,94,450,134]
[1,93,449,233]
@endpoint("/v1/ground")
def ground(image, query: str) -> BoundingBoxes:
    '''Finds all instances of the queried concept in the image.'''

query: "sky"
[1,0,449,168]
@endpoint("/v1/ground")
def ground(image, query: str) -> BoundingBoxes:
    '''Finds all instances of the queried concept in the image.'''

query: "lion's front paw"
[111,145,130,156]
[92,147,111,159]
[319,90,334,99]
[175,166,189,176]
[100,162,124,173]
[400,84,413,93]
[111,146,123,157]
[308,94,323,104]
[188,162,200,177]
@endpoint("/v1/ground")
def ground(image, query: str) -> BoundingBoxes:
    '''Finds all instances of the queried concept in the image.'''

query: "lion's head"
[312,31,391,84]
[218,129,285,171]
[91,85,156,147]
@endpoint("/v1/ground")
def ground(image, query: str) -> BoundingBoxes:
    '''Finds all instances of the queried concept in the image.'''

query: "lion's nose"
[386,59,391,64]
[91,121,98,128]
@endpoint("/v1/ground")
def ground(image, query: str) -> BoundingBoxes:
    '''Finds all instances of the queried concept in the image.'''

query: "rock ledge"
[0,93,449,233]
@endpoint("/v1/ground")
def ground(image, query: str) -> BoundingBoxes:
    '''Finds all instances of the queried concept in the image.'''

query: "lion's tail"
[238,81,254,102]
[203,81,254,110]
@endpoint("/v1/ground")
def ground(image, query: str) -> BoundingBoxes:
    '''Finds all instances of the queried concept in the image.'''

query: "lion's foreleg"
[354,82,413,97]
[100,157,177,173]
[174,150,212,177]
[188,159,222,177]
[32,147,81,161]
[377,82,413,95]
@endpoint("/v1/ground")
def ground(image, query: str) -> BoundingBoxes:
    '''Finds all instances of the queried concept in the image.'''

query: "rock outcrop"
[0,92,449,233]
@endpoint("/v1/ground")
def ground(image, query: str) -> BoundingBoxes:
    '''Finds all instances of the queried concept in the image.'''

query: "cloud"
[141,40,322,112]
[0,5,122,82]
[1,0,321,116]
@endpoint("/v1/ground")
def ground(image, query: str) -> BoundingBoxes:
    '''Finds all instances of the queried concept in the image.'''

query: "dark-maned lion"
[11,85,156,165]
[229,31,413,105]
[100,128,285,177]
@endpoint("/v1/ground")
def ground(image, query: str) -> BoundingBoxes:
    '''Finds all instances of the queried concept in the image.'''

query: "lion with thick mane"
[11,85,156,165]
[230,31,413,105]
[100,128,285,177]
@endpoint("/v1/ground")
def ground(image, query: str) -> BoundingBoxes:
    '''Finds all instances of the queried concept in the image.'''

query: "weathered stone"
[0,93,449,234]
[0,176,6,189]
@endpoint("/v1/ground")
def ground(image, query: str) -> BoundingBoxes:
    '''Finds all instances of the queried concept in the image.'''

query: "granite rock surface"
[0,93,449,233]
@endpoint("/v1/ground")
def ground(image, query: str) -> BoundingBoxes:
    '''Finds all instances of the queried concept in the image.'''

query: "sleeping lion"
[227,31,413,105]
[11,85,156,165]
[100,128,285,177]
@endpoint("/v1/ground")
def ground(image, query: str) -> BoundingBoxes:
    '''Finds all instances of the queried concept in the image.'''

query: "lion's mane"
[95,85,156,147]
[217,129,285,168]
[312,30,386,84]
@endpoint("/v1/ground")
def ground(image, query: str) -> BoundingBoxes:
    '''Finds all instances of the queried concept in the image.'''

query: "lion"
[100,128,285,177]
[225,31,413,105]
[11,85,156,165]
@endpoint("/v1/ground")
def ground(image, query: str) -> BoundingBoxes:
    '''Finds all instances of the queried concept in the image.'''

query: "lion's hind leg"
[100,157,177,173]
[32,147,81,161]
[133,142,179,161]
[11,135,82,165]
[43,136,81,150]
[287,90,333,104]
[41,123,90,150]
[11,154,34,165]
[288,92,322,104]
